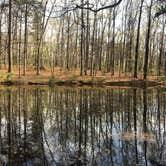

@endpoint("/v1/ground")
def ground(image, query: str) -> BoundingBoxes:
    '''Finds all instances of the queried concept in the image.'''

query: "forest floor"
[0,67,165,87]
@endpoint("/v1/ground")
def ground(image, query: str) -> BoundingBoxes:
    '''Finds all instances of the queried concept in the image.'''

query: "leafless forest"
[0,0,165,80]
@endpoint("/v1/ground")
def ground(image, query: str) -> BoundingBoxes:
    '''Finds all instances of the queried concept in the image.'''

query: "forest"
[0,0,165,85]
[0,1,166,165]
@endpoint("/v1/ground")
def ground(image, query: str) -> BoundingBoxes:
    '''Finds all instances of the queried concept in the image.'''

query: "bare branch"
[76,0,123,13]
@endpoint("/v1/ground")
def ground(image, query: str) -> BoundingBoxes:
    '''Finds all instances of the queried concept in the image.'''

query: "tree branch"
[76,0,123,13]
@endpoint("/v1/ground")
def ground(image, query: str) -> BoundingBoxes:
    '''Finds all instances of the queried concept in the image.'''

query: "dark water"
[0,87,165,166]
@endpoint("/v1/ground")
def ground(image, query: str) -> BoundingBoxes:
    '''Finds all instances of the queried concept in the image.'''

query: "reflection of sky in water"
[0,87,165,166]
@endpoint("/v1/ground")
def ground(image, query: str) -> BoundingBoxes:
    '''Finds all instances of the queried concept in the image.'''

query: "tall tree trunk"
[18,17,22,78]
[0,13,2,69]
[23,3,28,76]
[134,0,144,78]
[66,13,71,70]
[143,0,153,80]
[80,0,84,76]
[106,9,111,72]
[90,13,97,76]
[99,13,107,71]
[111,7,116,76]
[84,1,89,75]
[158,15,165,76]
[8,0,12,73]
[36,22,40,75]
[60,18,64,69]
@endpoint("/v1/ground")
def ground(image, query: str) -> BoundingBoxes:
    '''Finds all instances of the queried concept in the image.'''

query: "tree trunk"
[80,0,84,76]
[8,0,12,73]
[23,3,28,76]
[111,7,116,76]
[143,0,153,80]
[18,18,22,78]
[84,1,89,75]
[0,14,2,69]
[134,0,144,78]
[90,13,97,76]
[158,16,165,76]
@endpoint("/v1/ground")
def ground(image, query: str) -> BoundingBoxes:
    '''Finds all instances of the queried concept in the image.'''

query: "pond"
[0,86,165,166]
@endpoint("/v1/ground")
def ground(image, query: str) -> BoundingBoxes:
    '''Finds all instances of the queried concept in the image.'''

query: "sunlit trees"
[0,0,165,79]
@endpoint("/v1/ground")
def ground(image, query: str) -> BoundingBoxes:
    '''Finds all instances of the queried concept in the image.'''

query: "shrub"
[6,73,14,82]
[48,75,56,87]
[70,73,78,81]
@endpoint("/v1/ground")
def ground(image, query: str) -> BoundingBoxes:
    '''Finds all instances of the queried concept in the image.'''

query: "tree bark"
[143,0,153,80]
[23,3,28,76]
[8,0,12,73]
[134,0,144,78]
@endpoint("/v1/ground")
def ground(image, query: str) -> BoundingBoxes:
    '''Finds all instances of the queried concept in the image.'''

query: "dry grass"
[0,66,165,86]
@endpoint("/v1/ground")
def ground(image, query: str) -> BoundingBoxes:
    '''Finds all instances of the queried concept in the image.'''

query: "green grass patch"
[48,75,61,87]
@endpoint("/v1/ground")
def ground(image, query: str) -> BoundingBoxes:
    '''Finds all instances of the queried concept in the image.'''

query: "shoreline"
[0,68,165,88]
[0,79,165,88]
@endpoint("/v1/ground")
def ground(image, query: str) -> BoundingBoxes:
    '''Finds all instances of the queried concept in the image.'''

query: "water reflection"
[0,87,165,166]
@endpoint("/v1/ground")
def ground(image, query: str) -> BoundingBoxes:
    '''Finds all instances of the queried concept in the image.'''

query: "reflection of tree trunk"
[127,91,131,130]
[89,91,94,160]
[40,98,47,165]
[18,87,21,161]
[143,89,147,133]
[164,95,166,133]
[32,88,47,163]
[74,97,77,144]
[7,90,11,165]
[157,90,161,138]
[65,91,69,147]
[109,90,113,164]
[2,86,166,165]
[143,89,147,165]
[133,89,138,164]
[78,90,83,158]
[59,92,63,145]
[0,100,1,149]
[84,90,88,158]
[23,88,27,162]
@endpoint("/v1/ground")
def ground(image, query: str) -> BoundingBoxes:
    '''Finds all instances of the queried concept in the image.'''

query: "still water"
[0,86,165,166]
